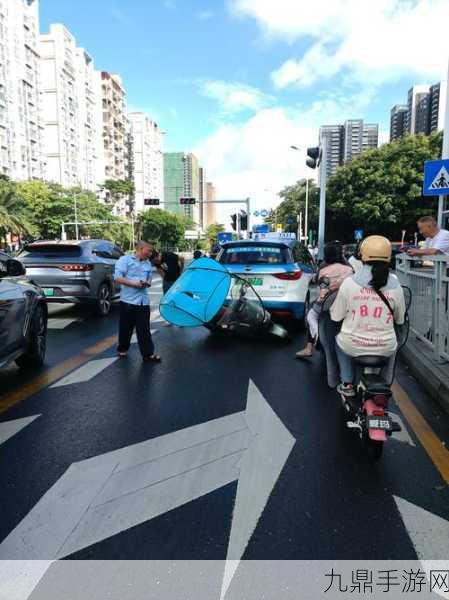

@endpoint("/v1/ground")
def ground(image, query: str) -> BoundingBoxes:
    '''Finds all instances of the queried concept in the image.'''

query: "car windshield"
[220,245,291,265]
[19,244,83,258]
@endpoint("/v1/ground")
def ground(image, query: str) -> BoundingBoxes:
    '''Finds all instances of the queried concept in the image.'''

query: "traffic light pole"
[318,135,328,260]
[438,59,449,227]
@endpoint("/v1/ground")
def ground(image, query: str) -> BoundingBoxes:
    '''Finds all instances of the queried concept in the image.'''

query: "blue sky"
[40,0,449,217]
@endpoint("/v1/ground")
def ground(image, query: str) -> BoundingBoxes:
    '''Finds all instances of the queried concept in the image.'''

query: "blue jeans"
[336,344,355,383]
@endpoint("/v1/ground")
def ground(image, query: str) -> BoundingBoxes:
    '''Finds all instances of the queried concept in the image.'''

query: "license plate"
[367,416,392,430]
[43,288,55,297]
[246,277,263,286]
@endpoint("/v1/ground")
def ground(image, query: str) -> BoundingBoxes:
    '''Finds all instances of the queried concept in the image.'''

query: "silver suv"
[19,240,123,316]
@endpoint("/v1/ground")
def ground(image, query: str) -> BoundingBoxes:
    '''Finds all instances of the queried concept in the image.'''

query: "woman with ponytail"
[330,236,406,397]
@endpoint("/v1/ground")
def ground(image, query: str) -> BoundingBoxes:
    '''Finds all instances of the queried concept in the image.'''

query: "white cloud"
[199,80,275,115]
[195,90,376,222]
[231,0,449,88]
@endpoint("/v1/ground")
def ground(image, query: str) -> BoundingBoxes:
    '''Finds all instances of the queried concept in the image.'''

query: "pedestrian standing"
[114,241,161,363]
[155,249,185,294]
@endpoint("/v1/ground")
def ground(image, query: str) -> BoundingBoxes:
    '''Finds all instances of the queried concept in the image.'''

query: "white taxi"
[217,233,316,323]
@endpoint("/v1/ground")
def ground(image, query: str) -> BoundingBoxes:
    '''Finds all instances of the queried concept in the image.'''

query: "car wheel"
[16,304,47,369]
[96,283,112,317]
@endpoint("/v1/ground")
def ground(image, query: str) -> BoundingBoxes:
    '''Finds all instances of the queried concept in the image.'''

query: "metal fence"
[396,254,449,362]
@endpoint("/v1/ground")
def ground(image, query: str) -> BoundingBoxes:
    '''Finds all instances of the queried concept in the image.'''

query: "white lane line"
[50,358,118,388]
[0,379,295,600]
[394,495,449,561]
[0,415,40,447]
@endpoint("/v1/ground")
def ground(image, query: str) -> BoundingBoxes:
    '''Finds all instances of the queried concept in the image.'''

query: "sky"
[40,0,449,225]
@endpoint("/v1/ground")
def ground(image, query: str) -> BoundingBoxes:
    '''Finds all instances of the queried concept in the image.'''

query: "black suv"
[0,251,48,370]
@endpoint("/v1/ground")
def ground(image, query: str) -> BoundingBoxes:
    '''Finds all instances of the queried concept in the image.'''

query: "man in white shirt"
[408,216,449,256]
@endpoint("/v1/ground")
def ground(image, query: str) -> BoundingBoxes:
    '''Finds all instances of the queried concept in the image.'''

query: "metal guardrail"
[396,253,449,362]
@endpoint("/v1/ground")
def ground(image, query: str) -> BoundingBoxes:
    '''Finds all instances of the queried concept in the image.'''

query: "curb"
[400,337,449,417]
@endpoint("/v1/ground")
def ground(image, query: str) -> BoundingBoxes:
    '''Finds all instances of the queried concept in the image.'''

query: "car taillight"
[60,264,94,272]
[273,271,302,281]
[373,395,388,408]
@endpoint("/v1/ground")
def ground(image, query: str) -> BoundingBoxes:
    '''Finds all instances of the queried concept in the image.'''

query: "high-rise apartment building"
[429,81,447,133]
[40,24,81,187]
[128,112,164,213]
[204,182,217,229]
[319,124,344,182]
[405,85,430,135]
[75,47,97,191]
[390,105,408,141]
[390,81,447,140]
[94,71,128,184]
[319,120,378,182]
[0,0,44,180]
[164,151,200,226]
[40,24,98,190]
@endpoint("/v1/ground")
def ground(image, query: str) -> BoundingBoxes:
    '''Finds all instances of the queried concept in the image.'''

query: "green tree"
[326,132,443,242]
[137,208,186,249]
[102,179,135,213]
[0,180,36,245]
[17,181,132,247]
[265,179,320,240]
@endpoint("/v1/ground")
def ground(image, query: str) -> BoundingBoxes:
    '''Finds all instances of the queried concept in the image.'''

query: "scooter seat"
[355,355,388,368]
[360,373,392,395]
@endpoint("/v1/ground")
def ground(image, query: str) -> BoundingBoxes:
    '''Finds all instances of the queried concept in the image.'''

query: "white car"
[217,234,316,323]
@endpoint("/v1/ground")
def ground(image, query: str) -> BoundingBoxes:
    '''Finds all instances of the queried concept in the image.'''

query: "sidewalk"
[400,336,449,416]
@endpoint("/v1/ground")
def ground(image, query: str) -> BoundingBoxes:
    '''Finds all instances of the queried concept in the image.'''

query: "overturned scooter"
[159,257,289,341]
[318,279,411,460]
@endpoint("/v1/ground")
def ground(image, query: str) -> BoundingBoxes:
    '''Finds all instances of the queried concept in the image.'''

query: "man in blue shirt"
[114,241,161,362]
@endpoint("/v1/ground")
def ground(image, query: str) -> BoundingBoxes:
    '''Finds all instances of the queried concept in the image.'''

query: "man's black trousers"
[117,301,155,357]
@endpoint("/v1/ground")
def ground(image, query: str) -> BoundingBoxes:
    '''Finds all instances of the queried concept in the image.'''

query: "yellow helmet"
[360,235,392,263]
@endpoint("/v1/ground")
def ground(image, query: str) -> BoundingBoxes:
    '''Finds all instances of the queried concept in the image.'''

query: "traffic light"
[144,198,160,206]
[179,197,196,205]
[240,211,248,231]
[306,146,321,169]
[231,214,237,231]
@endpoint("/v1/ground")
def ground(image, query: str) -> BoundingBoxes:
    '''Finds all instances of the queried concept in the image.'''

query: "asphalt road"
[0,274,448,590]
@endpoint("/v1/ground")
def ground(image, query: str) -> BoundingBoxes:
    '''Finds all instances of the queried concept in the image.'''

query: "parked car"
[217,233,316,324]
[0,251,48,370]
[18,240,124,316]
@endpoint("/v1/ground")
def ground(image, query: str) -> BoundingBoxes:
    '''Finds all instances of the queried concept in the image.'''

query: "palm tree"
[0,185,36,247]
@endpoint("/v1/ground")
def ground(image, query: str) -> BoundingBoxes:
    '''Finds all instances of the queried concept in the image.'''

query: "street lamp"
[290,145,309,245]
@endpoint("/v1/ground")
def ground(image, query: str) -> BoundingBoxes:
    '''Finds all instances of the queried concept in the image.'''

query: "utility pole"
[73,191,80,241]
[438,58,449,227]
[318,133,328,259]
[304,177,309,245]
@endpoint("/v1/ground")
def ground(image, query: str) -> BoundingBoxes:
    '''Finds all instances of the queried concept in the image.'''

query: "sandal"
[143,354,162,363]
[295,348,314,359]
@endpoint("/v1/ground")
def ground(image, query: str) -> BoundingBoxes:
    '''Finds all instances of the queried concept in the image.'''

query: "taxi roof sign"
[253,232,297,241]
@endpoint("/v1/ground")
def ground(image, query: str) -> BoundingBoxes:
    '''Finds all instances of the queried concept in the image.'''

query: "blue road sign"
[253,211,260,217]
[253,224,269,234]
[287,217,295,225]
[260,209,269,218]
[354,229,364,241]
[217,232,233,244]
[423,159,449,196]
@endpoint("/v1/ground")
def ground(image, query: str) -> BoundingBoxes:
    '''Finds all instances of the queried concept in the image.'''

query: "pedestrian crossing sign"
[423,159,449,196]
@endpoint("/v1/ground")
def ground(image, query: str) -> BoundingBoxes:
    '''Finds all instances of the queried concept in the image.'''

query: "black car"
[0,251,48,370]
